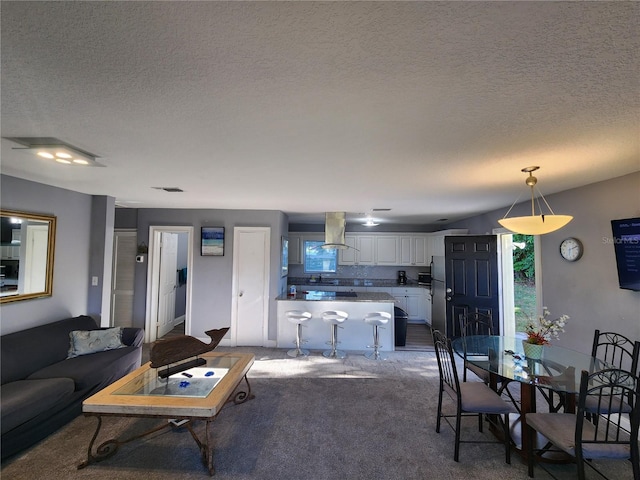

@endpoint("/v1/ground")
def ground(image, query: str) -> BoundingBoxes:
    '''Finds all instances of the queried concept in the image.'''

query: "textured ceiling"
[1,1,638,226]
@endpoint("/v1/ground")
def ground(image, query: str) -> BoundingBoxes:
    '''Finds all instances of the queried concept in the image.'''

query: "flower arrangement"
[524,308,569,345]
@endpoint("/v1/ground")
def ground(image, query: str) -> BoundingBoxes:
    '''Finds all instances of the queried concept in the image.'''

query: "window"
[303,240,337,273]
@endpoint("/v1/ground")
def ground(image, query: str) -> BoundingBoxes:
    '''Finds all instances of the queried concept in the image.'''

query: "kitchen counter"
[276,291,396,352]
[287,277,429,288]
[276,291,396,302]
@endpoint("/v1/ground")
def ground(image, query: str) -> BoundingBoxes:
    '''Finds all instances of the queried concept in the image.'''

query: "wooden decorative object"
[150,328,230,377]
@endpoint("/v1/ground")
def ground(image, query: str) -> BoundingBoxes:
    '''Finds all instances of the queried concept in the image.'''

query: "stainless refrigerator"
[430,256,447,335]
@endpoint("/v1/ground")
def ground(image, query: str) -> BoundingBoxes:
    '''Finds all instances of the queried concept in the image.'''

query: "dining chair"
[432,328,517,464]
[591,329,640,374]
[526,368,640,480]
[458,312,519,412]
[588,330,640,417]
[458,312,494,383]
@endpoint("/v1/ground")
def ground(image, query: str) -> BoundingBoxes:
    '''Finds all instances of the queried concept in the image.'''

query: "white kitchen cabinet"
[412,236,429,266]
[399,236,412,265]
[398,235,430,266]
[357,236,375,264]
[288,234,302,265]
[375,236,399,265]
[1,245,20,260]
[339,235,375,265]
[339,235,357,264]
[391,287,429,322]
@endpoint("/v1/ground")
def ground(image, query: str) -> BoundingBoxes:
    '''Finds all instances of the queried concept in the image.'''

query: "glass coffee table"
[78,352,254,475]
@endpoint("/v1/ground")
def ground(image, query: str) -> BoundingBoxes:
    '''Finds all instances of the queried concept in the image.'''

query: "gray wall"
[130,208,288,341]
[87,195,115,322]
[448,172,640,354]
[0,175,95,334]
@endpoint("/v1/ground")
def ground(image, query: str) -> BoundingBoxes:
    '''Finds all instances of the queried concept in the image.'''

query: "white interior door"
[22,224,48,293]
[111,230,136,328]
[157,232,178,338]
[232,227,270,346]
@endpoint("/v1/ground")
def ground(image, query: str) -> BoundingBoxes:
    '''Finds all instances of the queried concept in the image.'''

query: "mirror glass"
[1,209,56,303]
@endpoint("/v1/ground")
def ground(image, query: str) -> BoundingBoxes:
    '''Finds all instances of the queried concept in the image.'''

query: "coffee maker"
[397,270,407,285]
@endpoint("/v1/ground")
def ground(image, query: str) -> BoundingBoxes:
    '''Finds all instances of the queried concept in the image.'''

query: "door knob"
[239,291,244,297]
[446,296,452,301]
[446,287,452,293]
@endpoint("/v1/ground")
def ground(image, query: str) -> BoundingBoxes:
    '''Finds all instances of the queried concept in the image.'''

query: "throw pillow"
[67,327,124,358]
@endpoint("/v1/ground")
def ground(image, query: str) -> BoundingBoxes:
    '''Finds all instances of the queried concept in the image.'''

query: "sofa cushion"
[1,316,98,385]
[27,346,141,390]
[67,327,124,358]
[1,378,75,434]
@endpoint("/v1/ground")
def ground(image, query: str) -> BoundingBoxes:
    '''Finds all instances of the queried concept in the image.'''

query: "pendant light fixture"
[498,166,572,235]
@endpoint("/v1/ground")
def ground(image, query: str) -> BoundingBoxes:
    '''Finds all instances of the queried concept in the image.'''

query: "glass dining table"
[450,335,611,457]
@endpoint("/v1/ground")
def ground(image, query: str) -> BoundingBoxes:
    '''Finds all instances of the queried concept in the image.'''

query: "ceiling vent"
[152,187,184,193]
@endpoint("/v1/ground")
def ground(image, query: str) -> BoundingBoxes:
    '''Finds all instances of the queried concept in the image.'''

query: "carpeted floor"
[1,347,635,479]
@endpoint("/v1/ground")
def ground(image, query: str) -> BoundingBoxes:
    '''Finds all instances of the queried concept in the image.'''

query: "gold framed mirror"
[0,209,56,303]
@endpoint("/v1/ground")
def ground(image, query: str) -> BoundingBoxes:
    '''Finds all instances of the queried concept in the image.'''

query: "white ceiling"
[1,2,638,226]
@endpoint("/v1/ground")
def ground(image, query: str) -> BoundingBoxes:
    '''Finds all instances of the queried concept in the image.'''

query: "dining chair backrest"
[575,368,640,459]
[458,312,494,383]
[459,312,494,337]
[432,328,461,401]
[591,330,640,374]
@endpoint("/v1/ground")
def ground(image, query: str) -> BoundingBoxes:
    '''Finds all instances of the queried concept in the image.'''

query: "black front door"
[445,235,500,338]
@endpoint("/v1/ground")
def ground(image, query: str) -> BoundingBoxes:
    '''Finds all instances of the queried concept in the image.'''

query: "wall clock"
[559,237,583,262]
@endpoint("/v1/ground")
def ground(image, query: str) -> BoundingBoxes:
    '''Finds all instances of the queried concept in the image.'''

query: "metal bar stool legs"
[286,310,312,357]
[322,310,348,359]
[364,312,391,360]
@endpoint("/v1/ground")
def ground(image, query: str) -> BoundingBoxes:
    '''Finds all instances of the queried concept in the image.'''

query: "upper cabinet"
[339,235,375,265]
[290,229,468,267]
[398,235,429,266]
[288,234,302,264]
[375,236,400,265]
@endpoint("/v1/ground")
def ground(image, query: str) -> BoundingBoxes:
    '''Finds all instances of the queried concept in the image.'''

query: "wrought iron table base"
[77,374,253,476]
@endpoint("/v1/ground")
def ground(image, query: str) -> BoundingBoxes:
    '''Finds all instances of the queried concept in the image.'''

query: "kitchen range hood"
[322,212,354,250]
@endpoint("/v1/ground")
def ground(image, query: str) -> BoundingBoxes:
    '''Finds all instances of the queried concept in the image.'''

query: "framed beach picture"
[201,227,225,256]
[281,236,289,277]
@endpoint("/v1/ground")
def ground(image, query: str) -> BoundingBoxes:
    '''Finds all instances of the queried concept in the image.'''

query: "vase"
[522,340,545,360]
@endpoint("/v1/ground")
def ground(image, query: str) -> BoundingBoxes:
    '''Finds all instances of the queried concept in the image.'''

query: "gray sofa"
[1,315,144,460]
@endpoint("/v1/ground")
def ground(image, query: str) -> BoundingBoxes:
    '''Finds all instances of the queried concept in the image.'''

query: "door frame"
[230,226,271,347]
[110,229,137,328]
[493,227,543,337]
[145,226,194,343]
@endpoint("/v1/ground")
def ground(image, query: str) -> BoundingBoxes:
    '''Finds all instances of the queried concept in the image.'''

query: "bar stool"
[322,310,348,359]
[286,310,312,357]
[364,312,391,360]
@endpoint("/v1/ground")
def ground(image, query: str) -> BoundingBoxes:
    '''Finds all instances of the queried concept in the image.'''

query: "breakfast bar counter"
[276,291,396,353]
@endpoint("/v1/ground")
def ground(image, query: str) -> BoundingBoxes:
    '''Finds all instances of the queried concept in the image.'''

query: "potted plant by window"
[522,308,569,360]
